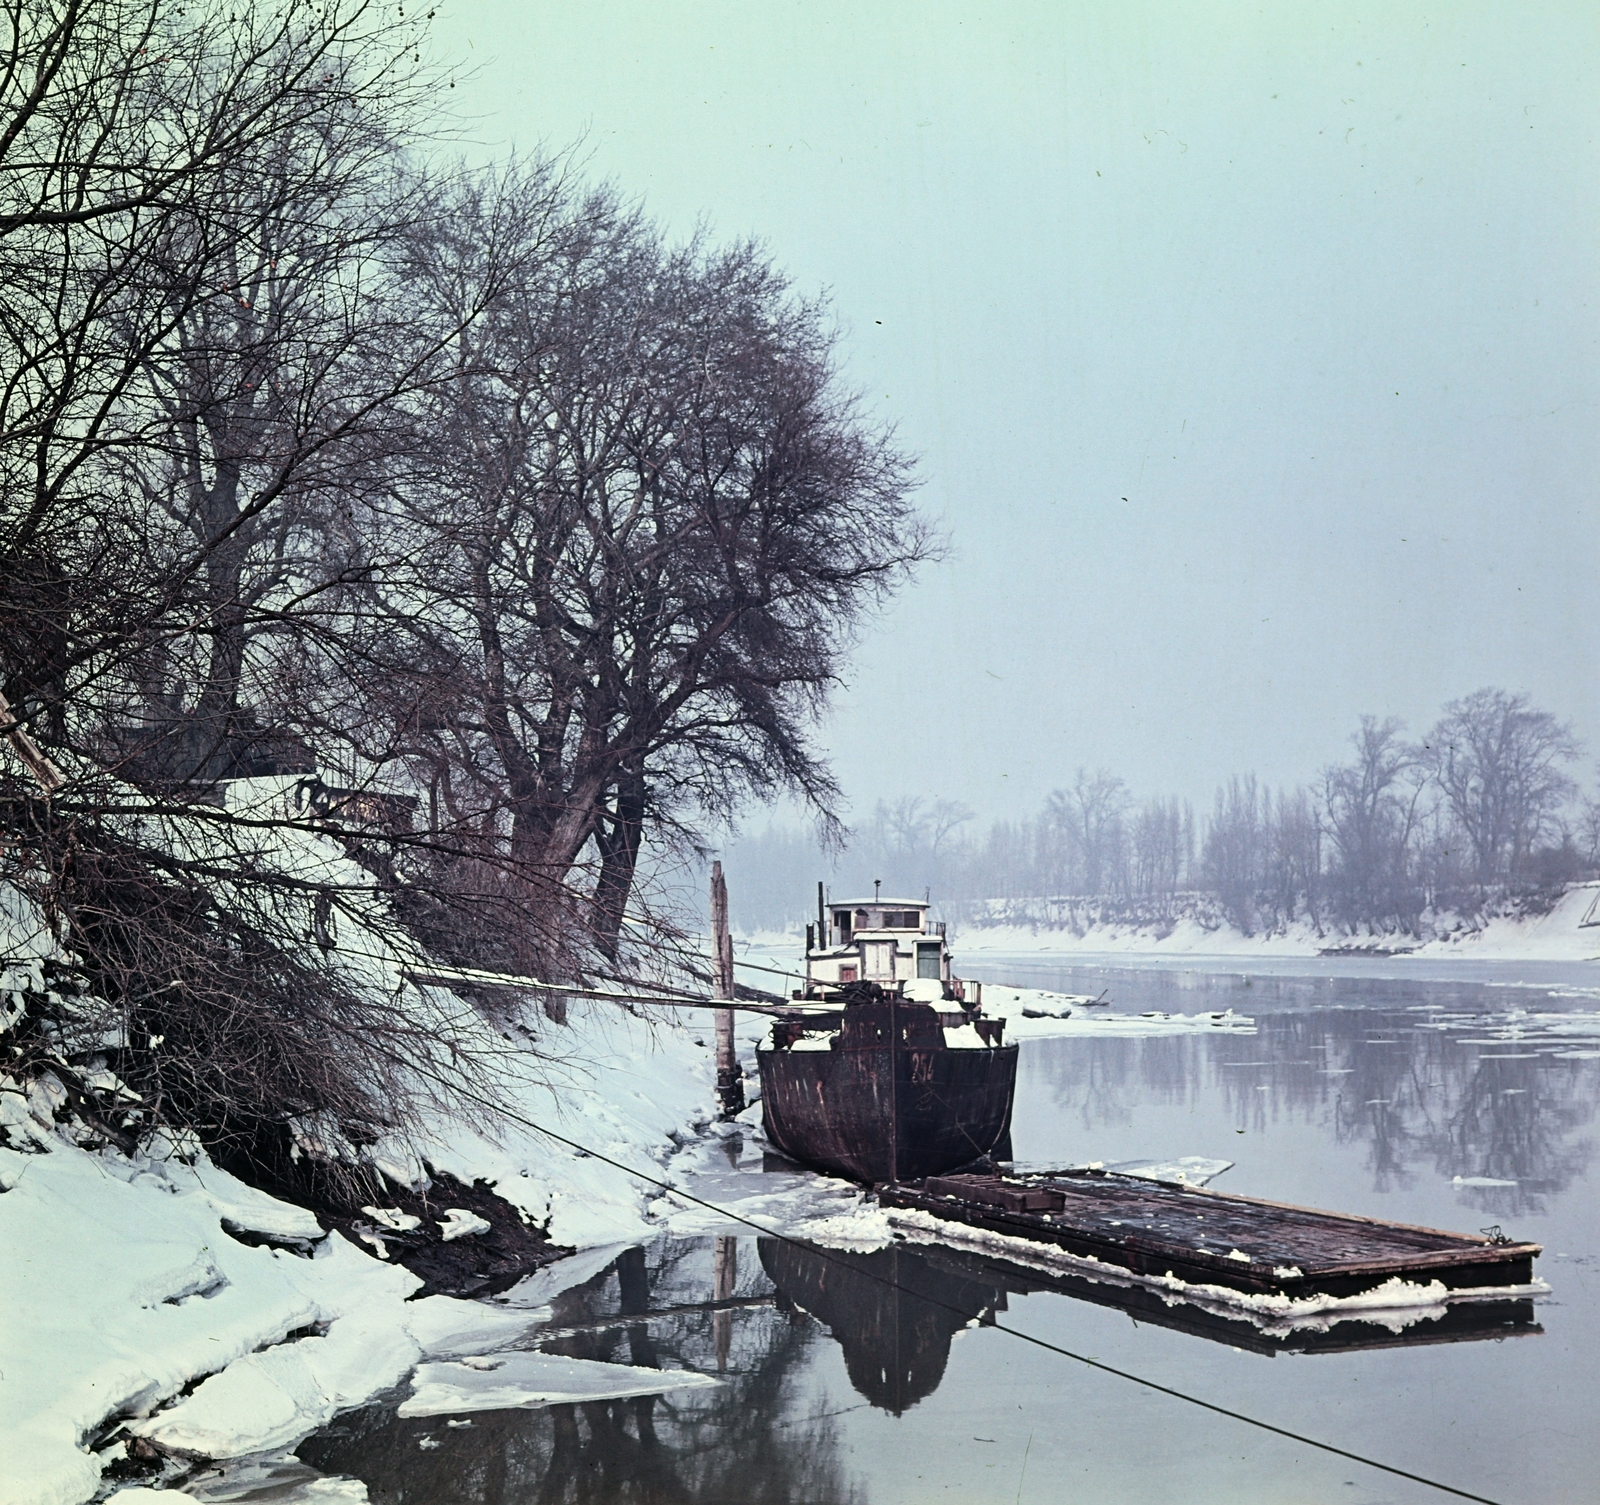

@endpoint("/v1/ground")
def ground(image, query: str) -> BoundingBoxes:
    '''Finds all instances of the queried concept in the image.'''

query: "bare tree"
[338,176,931,957]
[1321,716,1425,926]
[1255,786,1320,927]
[1202,774,1264,931]
[878,796,973,865]
[1045,768,1129,897]
[1423,689,1580,886]
[1131,795,1192,901]
[1,1,434,765]
[1577,770,1600,871]
[0,3,545,1194]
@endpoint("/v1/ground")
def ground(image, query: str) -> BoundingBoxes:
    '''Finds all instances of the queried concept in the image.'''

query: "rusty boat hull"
[757,1039,1019,1184]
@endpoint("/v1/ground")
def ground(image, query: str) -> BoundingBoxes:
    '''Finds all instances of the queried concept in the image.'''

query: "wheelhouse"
[801,895,959,998]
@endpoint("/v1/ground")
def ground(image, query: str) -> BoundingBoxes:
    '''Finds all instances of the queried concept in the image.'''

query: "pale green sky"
[427,2,1599,819]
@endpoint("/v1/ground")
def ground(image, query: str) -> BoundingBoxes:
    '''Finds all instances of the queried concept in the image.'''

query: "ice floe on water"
[1102,1156,1234,1187]
[398,1352,721,1418]
[110,1453,371,1504]
[486,1242,644,1313]
[966,987,1256,1040]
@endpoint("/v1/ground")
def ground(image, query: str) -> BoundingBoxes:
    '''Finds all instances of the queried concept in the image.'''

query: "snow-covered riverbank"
[743,881,1600,967]
[19,859,1594,1505]
[1,995,723,1505]
[2,962,1273,1505]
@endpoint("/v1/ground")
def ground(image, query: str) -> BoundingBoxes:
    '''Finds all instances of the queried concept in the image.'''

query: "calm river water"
[278,958,1599,1505]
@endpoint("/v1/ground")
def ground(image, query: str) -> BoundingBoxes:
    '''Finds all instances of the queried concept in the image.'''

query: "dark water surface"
[295,962,1600,1505]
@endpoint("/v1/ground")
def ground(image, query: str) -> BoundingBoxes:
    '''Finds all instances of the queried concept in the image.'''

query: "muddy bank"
[210,1127,572,1298]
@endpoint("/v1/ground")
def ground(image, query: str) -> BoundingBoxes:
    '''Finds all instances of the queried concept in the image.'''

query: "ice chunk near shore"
[1106,1156,1234,1187]
[488,1242,643,1312]
[126,1250,556,1458]
[125,1234,421,1458]
[362,1206,422,1232]
[398,1352,722,1418]
[110,1452,371,1503]
[437,1208,492,1241]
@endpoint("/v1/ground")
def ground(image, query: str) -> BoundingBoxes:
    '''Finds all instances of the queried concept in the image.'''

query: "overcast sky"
[429,2,1598,824]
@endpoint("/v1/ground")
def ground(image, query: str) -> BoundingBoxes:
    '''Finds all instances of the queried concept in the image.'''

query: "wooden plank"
[924,1175,1065,1212]
[882,1172,1542,1300]
[1155,1179,1506,1244]
[1033,1178,1526,1266]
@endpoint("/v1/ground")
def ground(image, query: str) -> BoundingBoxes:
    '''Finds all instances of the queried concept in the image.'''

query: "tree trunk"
[592,767,647,959]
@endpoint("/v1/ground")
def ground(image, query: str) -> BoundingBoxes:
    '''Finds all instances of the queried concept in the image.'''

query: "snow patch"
[437,1209,492,1242]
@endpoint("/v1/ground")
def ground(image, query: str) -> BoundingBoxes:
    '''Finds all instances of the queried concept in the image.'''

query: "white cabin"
[802,895,958,997]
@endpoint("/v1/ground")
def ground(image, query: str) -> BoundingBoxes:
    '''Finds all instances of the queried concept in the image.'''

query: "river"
[259,957,1599,1505]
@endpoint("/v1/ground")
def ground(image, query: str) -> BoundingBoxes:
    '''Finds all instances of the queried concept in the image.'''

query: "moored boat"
[757,891,1016,1184]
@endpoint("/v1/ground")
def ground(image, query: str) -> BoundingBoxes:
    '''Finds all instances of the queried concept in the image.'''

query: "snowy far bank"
[950,882,1600,962]
[739,881,1600,967]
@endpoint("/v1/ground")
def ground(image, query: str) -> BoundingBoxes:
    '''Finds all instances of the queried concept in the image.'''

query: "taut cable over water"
[383,1043,1512,1505]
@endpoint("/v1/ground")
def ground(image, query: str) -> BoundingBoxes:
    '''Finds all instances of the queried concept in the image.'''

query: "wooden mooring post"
[710,861,746,1118]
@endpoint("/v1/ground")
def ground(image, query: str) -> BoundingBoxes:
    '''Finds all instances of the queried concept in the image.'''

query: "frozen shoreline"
[9,920,1595,1503]
[949,881,1600,965]
[736,881,1600,981]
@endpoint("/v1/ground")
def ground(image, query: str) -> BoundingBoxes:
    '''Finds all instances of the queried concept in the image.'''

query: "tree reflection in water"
[1023,974,1600,1220]
[297,1237,865,1505]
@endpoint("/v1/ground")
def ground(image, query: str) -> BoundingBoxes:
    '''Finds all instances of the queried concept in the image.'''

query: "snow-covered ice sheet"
[110,1453,371,1503]
[397,1352,721,1417]
[975,985,1255,1041]
[486,1242,643,1312]
[649,1114,886,1248]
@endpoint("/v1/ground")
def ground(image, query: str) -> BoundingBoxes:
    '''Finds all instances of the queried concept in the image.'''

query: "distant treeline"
[723,689,1599,936]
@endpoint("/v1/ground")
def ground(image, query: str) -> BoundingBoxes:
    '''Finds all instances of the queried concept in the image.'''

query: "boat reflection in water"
[759,1236,1542,1412]
[759,1239,1008,1414]
[290,1232,1542,1505]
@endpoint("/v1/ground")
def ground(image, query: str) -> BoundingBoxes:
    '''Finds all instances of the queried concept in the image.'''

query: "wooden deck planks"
[881,1171,1542,1299]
